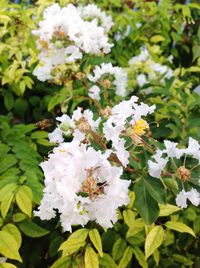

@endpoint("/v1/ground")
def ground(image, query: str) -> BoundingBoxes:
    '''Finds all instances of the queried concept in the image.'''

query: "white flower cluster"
[148,138,200,208]
[87,63,128,100]
[103,96,155,166]
[49,96,155,168]
[33,3,113,82]
[128,47,173,88]
[35,142,130,232]
[49,107,100,144]
[148,138,200,179]
[79,4,113,33]
[176,188,200,209]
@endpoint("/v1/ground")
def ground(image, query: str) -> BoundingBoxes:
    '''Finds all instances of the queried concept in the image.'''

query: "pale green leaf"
[1,193,13,219]
[0,231,22,262]
[145,226,164,260]
[59,228,89,256]
[123,209,136,228]
[118,246,132,268]
[84,246,99,268]
[89,229,103,257]
[159,204,181,217]
[2,224,22,248]
[132,247,148,268]
[50,256,71,268]
[15,185,33,217]
[165,221,196,237]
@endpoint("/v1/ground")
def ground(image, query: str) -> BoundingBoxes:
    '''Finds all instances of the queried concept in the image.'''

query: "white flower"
[137,74,147,87]
[176,188,200,208]
[148,138,200,179]
[33,3,113,82]
[80,4,113,33]
[103,96,155,166]
[88,63,128,97]
[186,137,200,162]
[35,143,130,231]
[49,108,101,144]
[175,189,188,208]
[148,155,168,178]
[88,85,101,100]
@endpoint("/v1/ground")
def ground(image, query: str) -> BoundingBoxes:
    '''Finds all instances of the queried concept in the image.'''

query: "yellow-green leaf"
[89,229,103,257]
[0,231,22,262]
[0,263,17,268]
[132,247,148,268]
[84,246,99,268]
[99,254,117,268]
[2,224,22,248]
[0,183,18,202]
[112,238,127,261]
[15,185,33,217]
[165,221,196,237]
[145,226,164,260]
[50,256,71,268]
[150,35,165,43]
[153,249,160,266]
[1,193,13,219]
[59,228,89,256]
[159,204,181,217]
[118,246,132,268]
[123,209,136,228]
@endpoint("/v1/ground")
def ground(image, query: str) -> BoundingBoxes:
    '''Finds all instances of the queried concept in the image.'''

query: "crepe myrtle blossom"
[79,4,113,33]
[33,3,113,82]
[34,142,130,232]
[103,96,155,166]
[49,107,100,143]
[148,138,200,179]
[128,47,173,87]
[175,188,200,209]
[87,63,128,98]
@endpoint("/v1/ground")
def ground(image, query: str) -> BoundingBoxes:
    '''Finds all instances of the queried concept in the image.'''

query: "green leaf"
[112,238,127,261]
[0,263,17,268]
[153,249,160,266]
[15,185,33,217]
[31,131,48,139]
[59,229,89,256]
[118,246,132,268]
[150,35,165,43]
[50,256,71,268]
[0,155,17,175]
[123,209,136,228]
[99,254,117,268]
[0,183,18,202]
[1,192,14,219]
[89,229,103,257]
[145,226,164,260]
[165,221,196,237]
[132,247,148,268]
[134,181,159,225]
[18,219,50,238]
[84,245,99,268]
[2,224,22,248]
[0,230,22,262]
[143,177,166,204]
[4,91,14,111]
[13,213,26,223]
[159,204,181,217]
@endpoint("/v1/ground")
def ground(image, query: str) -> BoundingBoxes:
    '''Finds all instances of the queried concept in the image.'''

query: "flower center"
[176,166,191,181]
[79,168,107,199]
[132,119,148,136]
